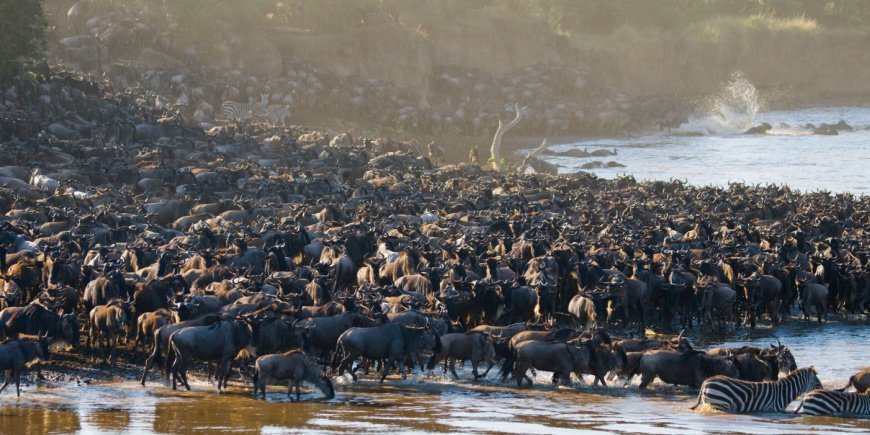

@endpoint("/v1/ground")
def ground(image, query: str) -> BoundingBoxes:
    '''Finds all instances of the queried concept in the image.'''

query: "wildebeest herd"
[0,69,867,418]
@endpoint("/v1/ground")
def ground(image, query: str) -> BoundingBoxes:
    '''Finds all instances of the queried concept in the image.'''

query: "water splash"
[679,72,761,135]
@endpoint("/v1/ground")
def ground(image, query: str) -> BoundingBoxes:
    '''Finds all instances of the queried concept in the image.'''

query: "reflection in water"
[0,322,867,434]
[0,407,80,434]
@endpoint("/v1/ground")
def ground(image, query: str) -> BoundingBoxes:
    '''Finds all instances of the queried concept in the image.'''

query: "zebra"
[264,105,291,126]
[797,389,870,416]
[220,94,267,120]
[691,367,822,413]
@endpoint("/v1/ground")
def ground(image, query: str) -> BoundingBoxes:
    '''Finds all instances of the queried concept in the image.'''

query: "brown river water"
[0,320,867,434]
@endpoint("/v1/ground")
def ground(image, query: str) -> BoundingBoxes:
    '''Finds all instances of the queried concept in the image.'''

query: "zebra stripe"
[692,367,822,413]
[220,101,262,119]
[800,389,870,416]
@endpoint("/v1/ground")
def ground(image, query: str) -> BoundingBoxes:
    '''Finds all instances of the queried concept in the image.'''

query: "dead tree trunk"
[518,138,549,173]
[489,103,524,171]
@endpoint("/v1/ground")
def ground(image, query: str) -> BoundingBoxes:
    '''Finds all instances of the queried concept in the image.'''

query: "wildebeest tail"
[252,364,259,389]
[836,375,854,392]
[330,342,344,371]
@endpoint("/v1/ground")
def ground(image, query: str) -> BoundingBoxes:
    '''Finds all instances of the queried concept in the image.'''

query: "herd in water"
[0,64,868,419]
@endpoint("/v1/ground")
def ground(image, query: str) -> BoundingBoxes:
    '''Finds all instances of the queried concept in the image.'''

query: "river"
[1,320,867,434]
[534,75,870,195]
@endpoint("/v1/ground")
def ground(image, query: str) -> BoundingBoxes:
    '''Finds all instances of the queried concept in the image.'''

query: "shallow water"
[1,321,867,434]
[537,106,870,195]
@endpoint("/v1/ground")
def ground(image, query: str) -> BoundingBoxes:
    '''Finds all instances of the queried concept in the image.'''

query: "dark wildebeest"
[742,272,782,328]
[0,303,79,348]
[255,316,301,355]
[89,299,134,365]
[83,272,124,332]
[512,340,594,387]
[429,331,496,380]
[169,318,255,391]
[499,328,584,381]
[140,313,221,385]
[295,311,375,361]
[253,350,335,400]
[0,335,50,396]
[728,352,779,382]
[133,278,179,316]
[335,323,441,382]
[797,281,829,323]
[633,350,739,389]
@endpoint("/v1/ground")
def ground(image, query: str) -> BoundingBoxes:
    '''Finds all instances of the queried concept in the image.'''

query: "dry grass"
[743,14,819,34]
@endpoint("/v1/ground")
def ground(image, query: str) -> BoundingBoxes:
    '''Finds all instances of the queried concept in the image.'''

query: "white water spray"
[679,72,761,135]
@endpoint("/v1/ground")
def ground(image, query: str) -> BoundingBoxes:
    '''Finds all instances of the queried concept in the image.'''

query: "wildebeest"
[168,317,255,391]
[335,323,440,382]
[429,331,496,380]
[633,350,739,389]
[89,299,134,365]
[140,313,221,385]
[0,303,79,348]
[797,281,829,323]
[253,350,335,400]
[135,308,175,350]
[0,335,50,396]
[512,340,594,387]
[295,311,375,361]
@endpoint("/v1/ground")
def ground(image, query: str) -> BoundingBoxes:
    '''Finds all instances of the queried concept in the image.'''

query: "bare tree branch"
[518,137,549,173]
[489,103,524,171]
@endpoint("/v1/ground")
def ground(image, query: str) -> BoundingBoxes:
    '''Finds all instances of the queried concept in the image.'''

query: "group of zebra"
[692,367,869,417]
[220,94,292,126]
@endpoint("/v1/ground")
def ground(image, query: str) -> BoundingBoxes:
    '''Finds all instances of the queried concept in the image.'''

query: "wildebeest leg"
[14,369,21,396]
[638,372,654,390]
[472,360,480,380]
[171,357,179,391]
[180,356,192,391]
[161,346,174,380]
[551,372,559,384]
[398,357,408,380]
[449,358,459,379]
[295,380,301,401]
[216,359,231,391]
[339,352,359,381]
[0,369,9,394]
[380,357,393,383]
[559,370,571,386]
[514,365,526,387]
[287,380,294,398]
[481,360,494,377]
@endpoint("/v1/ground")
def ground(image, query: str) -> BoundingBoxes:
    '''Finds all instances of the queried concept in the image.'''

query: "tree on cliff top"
[0,0,47,81]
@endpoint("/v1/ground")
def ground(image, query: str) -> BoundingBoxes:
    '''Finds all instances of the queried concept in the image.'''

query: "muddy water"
[1,321,867,434]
